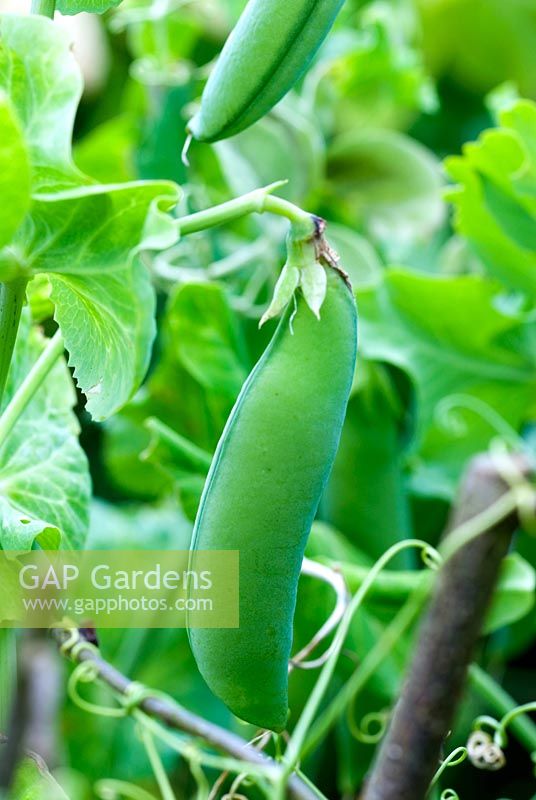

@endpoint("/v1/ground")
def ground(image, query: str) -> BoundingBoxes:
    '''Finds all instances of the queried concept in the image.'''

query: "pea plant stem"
[0,279,27,409]
[362,453,531,800]
[338,562,428,601]
[278,539,437,790]
[0,330,64,446]
[468,664,536,753]
[138,726,176,800]
[176,183,316,238]
[52,629,317,800]
[301,577,431,760]
[0,280,27,739]
[31,0,56,17]
[0,630,16,731]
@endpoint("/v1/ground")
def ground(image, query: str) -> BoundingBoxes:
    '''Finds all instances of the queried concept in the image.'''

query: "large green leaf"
[0,15,83,192]
[49,263,155,421]
[16,182,179,420]
[445,99,536,298]
[0,15,181,420]
[165,282,247,397]
[358,270,536,497]
[0,317,90,551]
[0,91,30,249]
[19,182,178,417]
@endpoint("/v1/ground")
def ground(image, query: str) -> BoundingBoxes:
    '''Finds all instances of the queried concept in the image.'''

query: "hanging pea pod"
[188,0,345,143]
[189,262,357,731]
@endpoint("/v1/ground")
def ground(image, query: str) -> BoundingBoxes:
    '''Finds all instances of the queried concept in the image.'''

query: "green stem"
[295,769,329,800]
[143,417,212,473]
[280,540,435,784]
[0,630,16,731]
[94,781,157,800]
[0,280,27,409]
[429,747,468,788]
[0,330,63,445]
[263,195,317,232]
[302,578,430,759]
[138,726,176,800]
[338,562,424,602]
[31,0,56,17]
[438,490,518,562]
[133,711,276,782]
[468,664,536,753]
[176,183,315,238]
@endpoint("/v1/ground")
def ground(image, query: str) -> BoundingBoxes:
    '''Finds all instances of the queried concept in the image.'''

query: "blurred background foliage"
[3,0,535,796]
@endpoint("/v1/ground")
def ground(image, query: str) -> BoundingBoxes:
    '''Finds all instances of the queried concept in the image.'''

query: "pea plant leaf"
[15,182,179,420]
[0,14,182,420]
[445,99,536,298]
[0,91,30,250]
[0,15,84,193]
[57,0,123,13]
[48,262,157,422]
[0,317,90,552]
[358,269,536,497]
[163,282,248,398]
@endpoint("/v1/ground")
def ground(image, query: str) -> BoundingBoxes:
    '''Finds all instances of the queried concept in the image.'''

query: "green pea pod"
[189,267,357,731]
[188,0,345,143]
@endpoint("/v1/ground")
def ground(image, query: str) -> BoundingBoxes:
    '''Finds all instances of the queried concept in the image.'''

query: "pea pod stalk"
[188,0,345,143]
[189,230,357,731]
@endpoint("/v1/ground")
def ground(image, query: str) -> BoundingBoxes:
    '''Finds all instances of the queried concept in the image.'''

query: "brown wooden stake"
[362,453,532,800]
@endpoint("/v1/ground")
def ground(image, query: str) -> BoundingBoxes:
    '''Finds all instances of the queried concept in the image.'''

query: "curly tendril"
[122,681,173,714]
[420,545,442,571]
[435,396,536,535]
[347,706,390,744]
[63,629,174,721]
[489,439,536,535]
[430,746,468,788]
[472,701,536,770]
[68,661,127,719]
[435,394,523,446]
